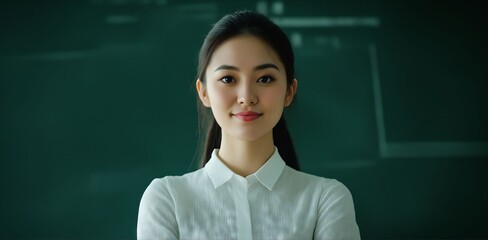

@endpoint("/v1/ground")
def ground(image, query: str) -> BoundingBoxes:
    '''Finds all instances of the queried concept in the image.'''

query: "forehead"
[207,35,284,71]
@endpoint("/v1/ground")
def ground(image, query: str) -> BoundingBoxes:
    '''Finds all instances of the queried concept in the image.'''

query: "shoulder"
[282,166,346,187]
[142,168,206,200]
[145,168,206,192]
[282,166,353,198]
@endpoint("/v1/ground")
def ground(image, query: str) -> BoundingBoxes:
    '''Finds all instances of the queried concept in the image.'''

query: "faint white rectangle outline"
[368,43,488,158]
[270,16,380,28]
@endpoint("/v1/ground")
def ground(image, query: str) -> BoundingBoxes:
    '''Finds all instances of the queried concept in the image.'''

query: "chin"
[228,129,272,143]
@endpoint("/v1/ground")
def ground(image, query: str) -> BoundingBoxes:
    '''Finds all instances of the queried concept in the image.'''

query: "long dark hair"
[196,10,299,170]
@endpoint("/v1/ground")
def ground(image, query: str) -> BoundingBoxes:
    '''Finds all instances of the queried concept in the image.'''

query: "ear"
[196,79,211,107]
[284,79,298,107]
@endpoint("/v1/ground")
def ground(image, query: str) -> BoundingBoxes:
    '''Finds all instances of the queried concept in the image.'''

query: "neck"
[218,131,275,177]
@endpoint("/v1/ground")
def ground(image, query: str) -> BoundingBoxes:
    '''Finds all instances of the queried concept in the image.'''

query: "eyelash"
[257,76,274,83]
[220,76,235,84]
[219,75,275,84]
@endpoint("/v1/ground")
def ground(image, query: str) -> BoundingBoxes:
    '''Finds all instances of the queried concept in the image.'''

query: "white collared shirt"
[137,148,360,239]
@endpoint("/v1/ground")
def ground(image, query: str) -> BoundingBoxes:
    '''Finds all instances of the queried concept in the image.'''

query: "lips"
[233,111,262,122]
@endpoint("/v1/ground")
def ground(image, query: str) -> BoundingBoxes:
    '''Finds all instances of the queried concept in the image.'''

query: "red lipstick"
[234,111,262,122]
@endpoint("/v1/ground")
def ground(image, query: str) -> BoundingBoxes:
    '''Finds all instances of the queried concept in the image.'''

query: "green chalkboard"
[1,0,487,238]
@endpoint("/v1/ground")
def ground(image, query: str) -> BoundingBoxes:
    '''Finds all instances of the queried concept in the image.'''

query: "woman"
[137,10,360,239]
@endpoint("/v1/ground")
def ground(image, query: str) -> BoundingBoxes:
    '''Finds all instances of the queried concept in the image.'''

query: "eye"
[257,76,274,84]
[220,76,235,84]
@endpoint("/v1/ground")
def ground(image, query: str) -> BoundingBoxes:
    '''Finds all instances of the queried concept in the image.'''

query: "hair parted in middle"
[196,10,299,170]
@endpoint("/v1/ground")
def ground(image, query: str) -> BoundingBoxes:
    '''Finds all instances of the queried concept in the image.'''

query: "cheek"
[207,85,235,108]
[262,87,287,106]
[260,88,287,117]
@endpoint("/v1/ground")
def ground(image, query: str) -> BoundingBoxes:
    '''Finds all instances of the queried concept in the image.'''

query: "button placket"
[234,177,252,240]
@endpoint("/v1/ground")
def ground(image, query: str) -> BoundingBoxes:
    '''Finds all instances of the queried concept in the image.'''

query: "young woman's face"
[197,35,296,142]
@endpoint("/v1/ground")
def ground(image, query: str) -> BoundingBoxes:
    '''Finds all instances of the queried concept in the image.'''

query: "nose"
[237,83,258,106]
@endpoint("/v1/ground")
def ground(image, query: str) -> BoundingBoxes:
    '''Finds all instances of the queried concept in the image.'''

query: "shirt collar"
[204,149,234,189]
[204,147,286,190]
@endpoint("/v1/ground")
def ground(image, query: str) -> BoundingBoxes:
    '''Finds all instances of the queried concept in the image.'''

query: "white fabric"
[137,148,360,239]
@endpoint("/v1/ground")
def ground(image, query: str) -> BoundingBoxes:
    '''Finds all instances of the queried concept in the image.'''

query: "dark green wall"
[1,0,487,239]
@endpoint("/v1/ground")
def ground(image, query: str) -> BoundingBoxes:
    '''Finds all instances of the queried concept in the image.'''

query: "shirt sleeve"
[314,179,361,240]
[137,178,179,240]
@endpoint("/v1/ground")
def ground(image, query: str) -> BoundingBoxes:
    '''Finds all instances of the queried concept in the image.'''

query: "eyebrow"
[214,63,280,72]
